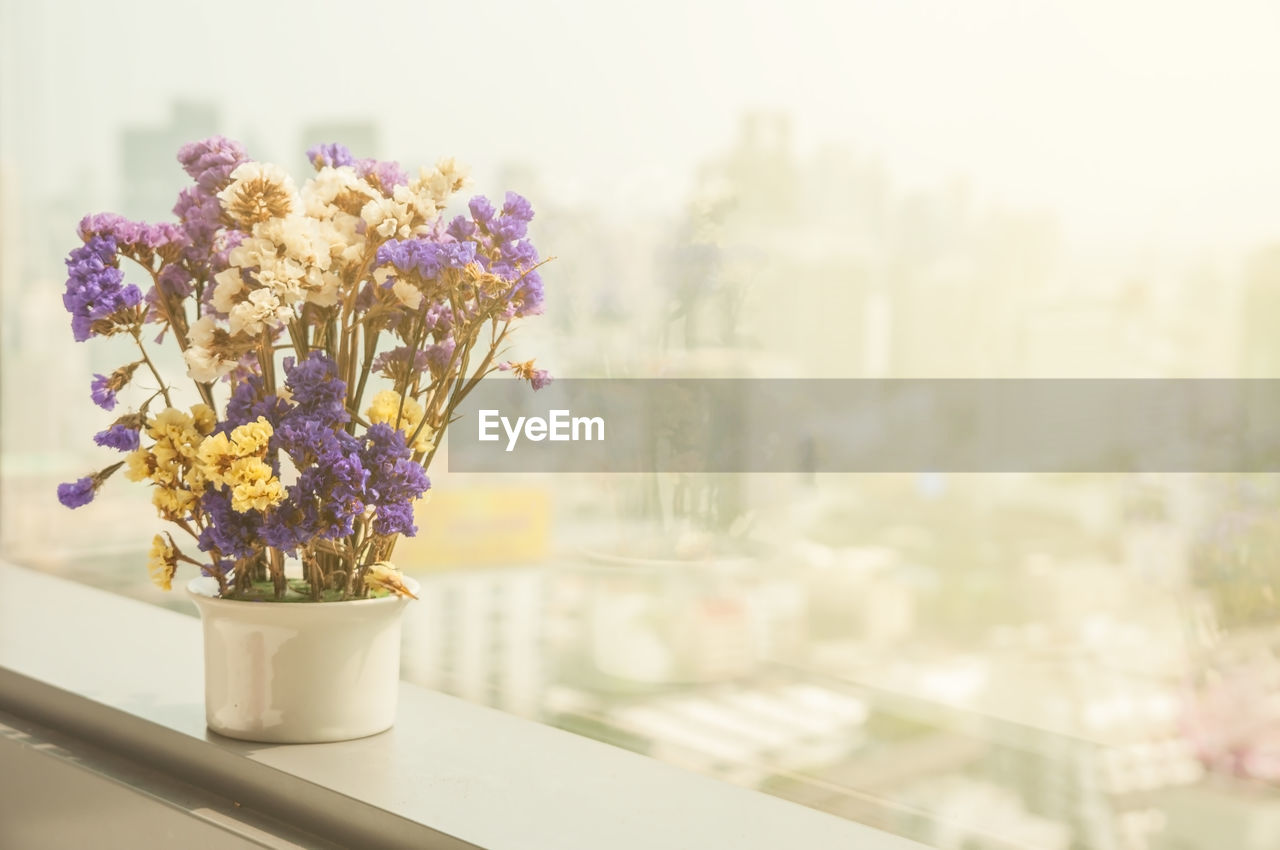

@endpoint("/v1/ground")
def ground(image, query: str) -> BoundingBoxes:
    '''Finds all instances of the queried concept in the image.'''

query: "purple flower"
[173,137,249,273]
[198,487,262,561]
[501,191,535,223]
[94,423,141,452]
[90,374,118,410]
[424,339,456,377]
[307,142,355,169]
[469,196,496,224]
[224,373,290,430]
[356,158,409,193]
[499,360,553,390]
[376,238,477,283]
[372,346,430,382]
[423,302,454,334]
[157,263,193,298]
[530,368,552,391]
[172,188,224,262]
[57,476,97,509]
[509,269,545,317]
[281,352,349,428]
[78,214,187,260]
[447,215,477,241]
[63,236,142,341]
[265,418,369,553]
[360,423,430,536]
[449,192,545,317]
[178,136,249,194]
[372,501,418,536]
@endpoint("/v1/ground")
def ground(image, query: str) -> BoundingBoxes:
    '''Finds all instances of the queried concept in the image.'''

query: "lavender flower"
[372,346,430,382]
[78,214,187,261]
[94,423,141,452]
[57,477,97,509]
[356,158,409,193]
[63,236,142,341]
[266,420,369,552]
[447,215,477,241]
[468,196,496,224]
[306,141,405,191]
[376,238,477,282]
[307,142,355,169]
[499,359,553,390]
[90,374,118,410]
[281,352,348,428]
[361,424,430,536]
[450,192,545,316]
[530,369,552,391]
[198,487,263,561]
[372,501,418,536]
[424,339,456,378]
[173,137,249,272]
[178,136,249,194]
[224,373,290,430]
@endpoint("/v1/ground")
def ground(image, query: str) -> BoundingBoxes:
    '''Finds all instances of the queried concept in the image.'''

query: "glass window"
[5,3,1280,848]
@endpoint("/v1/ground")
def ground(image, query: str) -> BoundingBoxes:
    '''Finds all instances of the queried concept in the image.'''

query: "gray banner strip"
[448,380,1280,472]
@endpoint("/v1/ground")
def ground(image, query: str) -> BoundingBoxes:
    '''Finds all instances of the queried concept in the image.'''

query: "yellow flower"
[147,533,178,591]
[196,432,233,484]
[198,417,274,488]
[124,448,154,482]
[190,403,217,436]
[147,407,194,441]
[153,486,198,520]
[367,389,407,423]
[230,479,285,513]
[230,418,273,454]
[366,390,433,453]
[225,457,286,513]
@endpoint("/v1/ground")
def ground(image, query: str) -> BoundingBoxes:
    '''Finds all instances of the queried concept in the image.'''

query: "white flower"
[274,216,332,273]
[361,196,413,239]
[227,233,277,269]
[391,279,424,310]
[302,166,375,218]
[409,157,470,214]
[255,267,305,307]
[217,162,298,226]
[183,316,237,383]
[189,314,220,348]
[211,268,246,314]
[306,271,342,308]
[229,288,291,336]
[184,346,231,383]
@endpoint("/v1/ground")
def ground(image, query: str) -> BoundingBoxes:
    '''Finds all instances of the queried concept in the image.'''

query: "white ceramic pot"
[186,576,418,744]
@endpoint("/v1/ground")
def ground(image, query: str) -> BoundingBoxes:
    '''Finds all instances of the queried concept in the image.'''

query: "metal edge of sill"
[0,705,350,850]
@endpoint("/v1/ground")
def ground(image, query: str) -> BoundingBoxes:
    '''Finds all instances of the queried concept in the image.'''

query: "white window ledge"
[0,562,922,850]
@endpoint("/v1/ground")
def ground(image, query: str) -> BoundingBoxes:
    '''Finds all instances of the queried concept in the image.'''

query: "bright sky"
[3,0,1279,254]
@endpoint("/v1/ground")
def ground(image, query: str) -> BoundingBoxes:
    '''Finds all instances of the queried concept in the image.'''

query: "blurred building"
[400,566,547,718]
[120,100,220,221]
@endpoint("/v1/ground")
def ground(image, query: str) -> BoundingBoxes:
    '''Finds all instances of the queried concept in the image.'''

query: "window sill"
[0,562,918,849]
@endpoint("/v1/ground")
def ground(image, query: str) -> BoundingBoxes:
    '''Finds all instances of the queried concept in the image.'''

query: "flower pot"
[186,576,418,743]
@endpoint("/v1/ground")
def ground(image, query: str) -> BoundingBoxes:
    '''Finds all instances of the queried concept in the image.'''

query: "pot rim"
[185,575,419,609]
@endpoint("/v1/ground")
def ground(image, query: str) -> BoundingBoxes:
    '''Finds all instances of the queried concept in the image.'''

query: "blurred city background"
[4,2,1280,848]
